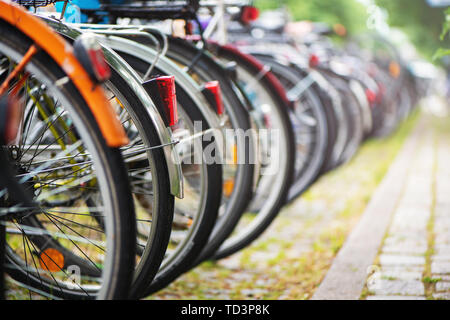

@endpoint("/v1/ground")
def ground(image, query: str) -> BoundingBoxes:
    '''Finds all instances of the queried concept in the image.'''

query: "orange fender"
[0,1,129,147]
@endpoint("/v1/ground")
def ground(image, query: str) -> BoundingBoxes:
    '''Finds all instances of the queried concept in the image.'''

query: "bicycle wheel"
[163,37,256,265]
[321,71,364,165]
[210,46,296,260]
[251,54,329,202]
[0,19,135,300]
[311,69,349,171]
[43,28,178,297]
[291,67,338,175]
[115,50,222,295]
[348,79,373,138]
[0,144,35,300]
[99,68,175,298]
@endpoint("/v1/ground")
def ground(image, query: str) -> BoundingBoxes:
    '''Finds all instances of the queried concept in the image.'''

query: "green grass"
[423,276,441,284]
[422,114,450,299]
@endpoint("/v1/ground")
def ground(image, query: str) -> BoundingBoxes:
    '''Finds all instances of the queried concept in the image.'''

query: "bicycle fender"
[0,1,129,147]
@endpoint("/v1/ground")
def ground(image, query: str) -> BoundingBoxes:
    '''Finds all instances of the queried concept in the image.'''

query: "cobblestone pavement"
[363,114,450,300]
[313,112,450,300]
[312,116,425,300]
[149,109,421,300]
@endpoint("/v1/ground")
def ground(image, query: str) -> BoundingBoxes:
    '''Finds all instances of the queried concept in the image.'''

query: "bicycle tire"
[210,46,296,260]
[163,37,256,265]
[251,54,328,202]
[117,52,222,295]
[103,67,175,299]
[0,19,136,299]
[322,72,364,165]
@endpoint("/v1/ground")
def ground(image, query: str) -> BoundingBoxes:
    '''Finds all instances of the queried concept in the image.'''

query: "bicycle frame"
[201,0,228,44]
[0,1,129,148]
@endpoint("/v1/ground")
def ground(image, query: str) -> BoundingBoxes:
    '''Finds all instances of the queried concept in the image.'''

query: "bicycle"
[0,0,137,299]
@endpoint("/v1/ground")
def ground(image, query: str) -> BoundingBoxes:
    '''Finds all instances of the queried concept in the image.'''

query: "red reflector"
[88,48,111,82]
[74,33,111,83]
[204,81,224,115]
[309,54,320,68]
[240,6,259,25]
[365,89,376,105]
[156,76,178,126]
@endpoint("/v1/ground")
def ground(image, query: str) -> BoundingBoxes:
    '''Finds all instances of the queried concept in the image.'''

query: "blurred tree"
[433,7,450,64]
[254,0,449,61]
[253,0,368,35]
[375,0,448,60]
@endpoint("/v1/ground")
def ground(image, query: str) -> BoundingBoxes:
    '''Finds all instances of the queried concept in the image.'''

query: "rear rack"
[87,1,200,21]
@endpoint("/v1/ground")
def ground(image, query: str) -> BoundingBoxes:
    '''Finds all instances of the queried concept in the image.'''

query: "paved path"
[151,109,419,300]
[312,114,450,300]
